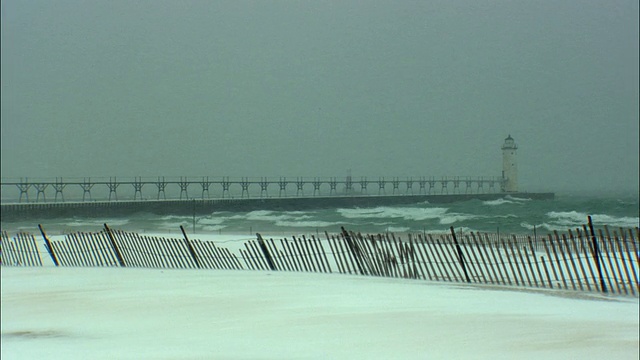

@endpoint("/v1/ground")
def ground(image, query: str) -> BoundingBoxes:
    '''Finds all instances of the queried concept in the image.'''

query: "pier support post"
[179,177,189,200]
[465,178,472,194]
[107,177,119,201]
[441,177,448,194]
[53,177,66,202]
[329,178,337,195]
[419,178,426,195]
[201,177,211,199]
[156,177,167,200]
[296,178,304,196]
[34,183,48,202]
[133,177,143,200]
[240,177,250,198]
[222,177,230,198]
[278,177,288,197]
[17,178,31,203]
[406,178,413,195]
[378,177,386,195]
[392,178,399,195]
[312,178,321,196]
[477,177,484,193]
[360,177,368,194]
[453,178,460,194]
[260,177,269,198]
[80,178,94,201]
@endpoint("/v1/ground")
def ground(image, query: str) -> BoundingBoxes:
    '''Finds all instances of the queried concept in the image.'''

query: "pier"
[2,176,505,203]
[0,176,553,221]
[1,136,551,220]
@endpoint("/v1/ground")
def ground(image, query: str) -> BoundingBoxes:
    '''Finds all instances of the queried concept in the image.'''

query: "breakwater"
[0,192,554,221]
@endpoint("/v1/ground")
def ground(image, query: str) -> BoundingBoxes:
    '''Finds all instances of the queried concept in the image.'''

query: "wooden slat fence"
[35,225,244,270]
[1,230,42,266]
[2,223,638,296]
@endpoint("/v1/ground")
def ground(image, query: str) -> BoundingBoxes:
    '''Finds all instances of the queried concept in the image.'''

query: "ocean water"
[2,194,638,237]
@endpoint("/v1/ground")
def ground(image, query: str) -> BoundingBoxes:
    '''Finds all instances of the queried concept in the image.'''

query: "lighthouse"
[501,135,518,192]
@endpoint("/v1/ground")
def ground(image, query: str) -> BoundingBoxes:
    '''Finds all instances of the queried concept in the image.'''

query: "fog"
[1,0,638,195]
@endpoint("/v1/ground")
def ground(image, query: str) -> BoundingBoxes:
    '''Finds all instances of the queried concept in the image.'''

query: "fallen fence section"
[1,224,638,297]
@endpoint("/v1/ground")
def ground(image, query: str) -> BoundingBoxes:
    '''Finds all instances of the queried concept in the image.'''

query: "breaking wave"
[337,206,479,226]
[385,226,411,233]
[546,211,639,228]
[66,218,130,227]
[505,195,532,202]
[520,222,568,232]
[484,196,532,206]
[337,207,449,221]
[274,220,341,228]
[483,198,516,206]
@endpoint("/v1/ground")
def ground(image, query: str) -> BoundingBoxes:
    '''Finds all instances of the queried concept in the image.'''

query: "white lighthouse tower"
[501,135,518,192]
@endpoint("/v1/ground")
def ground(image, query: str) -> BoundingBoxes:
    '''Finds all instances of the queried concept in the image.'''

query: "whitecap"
[385,226,410,233]
[337,206,449,221]
[201,225,227,231]
[545,211,640,228]
[546,211,589,226]
[453,226,479,234]
[588,214,639,228]
[505,195,532,202]
[483,198,515,206]
[438,214,479,225]
[158,215,191,221]
[67,219,130,227]
[198,217,226,225]
[520,222,566,232]
[228,210,314,222]
[495,214,518,219]
[274,220,341,228]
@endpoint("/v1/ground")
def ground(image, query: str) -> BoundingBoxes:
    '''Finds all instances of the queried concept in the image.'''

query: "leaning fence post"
[450,227,471,283]
[103,224,126,267]
[180,225,201,269]
[38,224,59,267]
[587,216,607,293]
[342,227,366,276]
[257,233,277,271]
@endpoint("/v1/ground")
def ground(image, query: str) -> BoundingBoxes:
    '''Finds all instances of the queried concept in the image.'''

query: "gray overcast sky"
[1,0,638,195]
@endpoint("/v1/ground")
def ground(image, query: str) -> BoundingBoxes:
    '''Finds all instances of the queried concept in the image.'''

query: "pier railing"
[0,176,504,203]
[2,221,638,296]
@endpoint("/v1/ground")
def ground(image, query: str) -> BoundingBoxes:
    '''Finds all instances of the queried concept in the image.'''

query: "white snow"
[2,264,638,359]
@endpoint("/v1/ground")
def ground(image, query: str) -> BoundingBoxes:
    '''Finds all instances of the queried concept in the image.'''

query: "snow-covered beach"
[2,262,638,359]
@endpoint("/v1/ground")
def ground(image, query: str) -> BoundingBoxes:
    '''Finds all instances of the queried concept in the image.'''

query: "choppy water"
[2,194,638,237]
